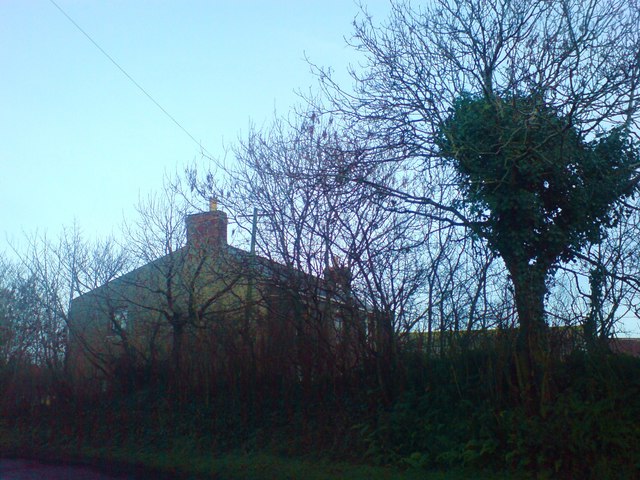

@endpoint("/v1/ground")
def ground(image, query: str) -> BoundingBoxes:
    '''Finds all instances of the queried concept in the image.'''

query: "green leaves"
[438,94,639,266]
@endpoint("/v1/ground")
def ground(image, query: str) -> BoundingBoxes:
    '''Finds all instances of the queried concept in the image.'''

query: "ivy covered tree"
[437,93,639,402]
[312,0,640,406]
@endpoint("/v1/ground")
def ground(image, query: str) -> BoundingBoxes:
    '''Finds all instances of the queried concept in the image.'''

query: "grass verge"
[0,424,520,480]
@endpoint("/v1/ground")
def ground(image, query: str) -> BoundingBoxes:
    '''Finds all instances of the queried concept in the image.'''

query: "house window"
[110,306,128,333]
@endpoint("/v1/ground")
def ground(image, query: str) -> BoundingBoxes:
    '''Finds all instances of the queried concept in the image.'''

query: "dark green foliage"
[351,349,640,479]
[356,353,502,468]
[438,94,639,266]
[499,352,640,479]
[3,347,640,479]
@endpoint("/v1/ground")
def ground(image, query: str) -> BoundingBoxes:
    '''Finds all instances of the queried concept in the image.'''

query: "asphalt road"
[0,459,138,479]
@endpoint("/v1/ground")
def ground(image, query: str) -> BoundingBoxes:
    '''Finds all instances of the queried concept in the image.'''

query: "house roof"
[609,338,640,357]
[71,222,355,309]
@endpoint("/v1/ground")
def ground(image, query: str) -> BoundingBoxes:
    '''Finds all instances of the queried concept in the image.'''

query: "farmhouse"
[67,201,366,392]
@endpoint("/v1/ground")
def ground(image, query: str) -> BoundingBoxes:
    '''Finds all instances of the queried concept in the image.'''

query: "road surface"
[0,459,141,479]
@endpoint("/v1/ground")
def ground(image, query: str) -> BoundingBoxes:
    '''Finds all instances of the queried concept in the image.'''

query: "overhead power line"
[48,0,211,157]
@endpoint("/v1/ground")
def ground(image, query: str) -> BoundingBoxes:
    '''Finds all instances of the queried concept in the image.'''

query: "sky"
[1,0,390,250]
[3,1,639,336]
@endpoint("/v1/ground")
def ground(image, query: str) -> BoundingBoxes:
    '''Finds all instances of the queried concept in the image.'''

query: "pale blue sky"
[1,0,389,247]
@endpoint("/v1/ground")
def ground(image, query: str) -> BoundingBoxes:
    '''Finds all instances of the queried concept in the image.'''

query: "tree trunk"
[171,320,186,400]
[507,261,550,413]
[375,309,395,405]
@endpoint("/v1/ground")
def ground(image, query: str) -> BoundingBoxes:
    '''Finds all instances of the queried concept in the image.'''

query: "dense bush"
[4,348,640,479]
[499,352,640,479]
[351,350,640,479]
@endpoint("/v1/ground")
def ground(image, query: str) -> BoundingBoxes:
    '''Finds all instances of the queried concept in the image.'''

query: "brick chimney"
[185,199,227,248]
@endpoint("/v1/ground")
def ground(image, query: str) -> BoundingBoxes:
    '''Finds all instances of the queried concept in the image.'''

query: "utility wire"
[48,0,211,157]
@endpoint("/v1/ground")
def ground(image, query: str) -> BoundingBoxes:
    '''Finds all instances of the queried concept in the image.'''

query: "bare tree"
[549,207,640,349]
[0,227,128,407]
[189,110,458,400]
[4,225,131,398]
